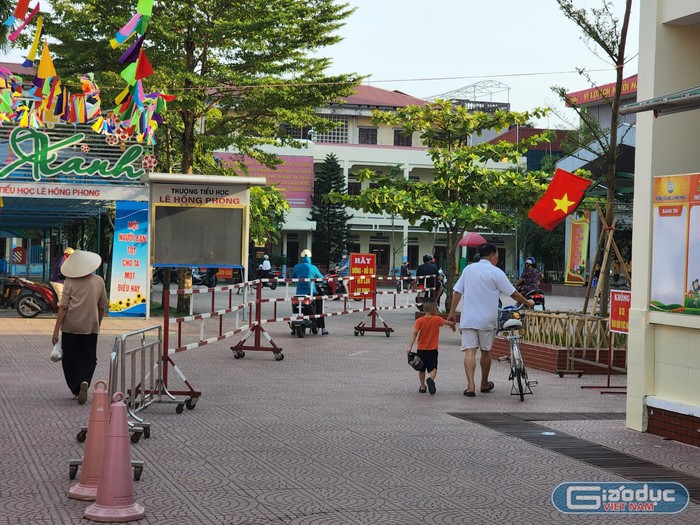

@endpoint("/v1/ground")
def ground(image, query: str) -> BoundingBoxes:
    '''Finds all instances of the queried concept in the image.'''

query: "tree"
[0,1,12,50]
[44,0,361,175]
[310,154,352,268]
[43,0,360,312]
[328,100,551,310]
[552,0,634,315]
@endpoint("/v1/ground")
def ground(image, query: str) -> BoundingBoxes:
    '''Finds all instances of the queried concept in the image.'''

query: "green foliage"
[517,219,566,283]
[43,0,361,173]
[0,1,12,50]
[37,0,355,278]
[328,100,552,308]
[310,154,352,267]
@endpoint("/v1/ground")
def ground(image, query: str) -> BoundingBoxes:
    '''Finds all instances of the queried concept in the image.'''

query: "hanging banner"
[565,211,591,286]
[349,253,376,298]
[109,200,149,317]
[650,173,700,315]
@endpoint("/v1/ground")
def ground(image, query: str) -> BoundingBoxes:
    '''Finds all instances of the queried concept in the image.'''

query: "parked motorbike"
[192,267,219,287]
[252,267,280,290]
[524,288,546,310]
[289,295,318,338]
[152,267,178,285]
[320,267,363,301]
[14,277,60,318]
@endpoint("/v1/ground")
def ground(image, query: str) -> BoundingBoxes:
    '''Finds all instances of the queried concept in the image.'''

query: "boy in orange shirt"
[406,300,455,394]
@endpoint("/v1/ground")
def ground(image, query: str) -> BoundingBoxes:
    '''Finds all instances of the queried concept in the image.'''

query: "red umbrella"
[457,232,487,247]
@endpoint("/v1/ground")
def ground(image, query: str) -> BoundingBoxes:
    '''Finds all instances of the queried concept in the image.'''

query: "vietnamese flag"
[528,168,592,230]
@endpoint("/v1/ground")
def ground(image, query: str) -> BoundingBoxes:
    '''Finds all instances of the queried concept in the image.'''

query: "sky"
[322,0,640,129]
[1,0,639,129]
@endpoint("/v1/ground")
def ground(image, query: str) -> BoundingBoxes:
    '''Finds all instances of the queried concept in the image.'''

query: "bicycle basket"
[498,308,524,331]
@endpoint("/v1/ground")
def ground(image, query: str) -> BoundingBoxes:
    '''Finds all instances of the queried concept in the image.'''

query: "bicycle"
[497,305,538,401]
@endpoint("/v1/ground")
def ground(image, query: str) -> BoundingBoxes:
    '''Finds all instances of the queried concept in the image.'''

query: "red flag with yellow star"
[528,168,592,230]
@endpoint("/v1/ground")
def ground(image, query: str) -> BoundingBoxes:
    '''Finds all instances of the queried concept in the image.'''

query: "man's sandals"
[463,381,495,397]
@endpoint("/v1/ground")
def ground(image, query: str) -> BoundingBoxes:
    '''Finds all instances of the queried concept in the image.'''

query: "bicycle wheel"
[511,340,525,401]
[514,367,525,401]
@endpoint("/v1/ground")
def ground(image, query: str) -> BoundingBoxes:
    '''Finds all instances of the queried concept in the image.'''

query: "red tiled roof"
[0,61,36,76]
[489,128,568,151]
[335,85,426,108]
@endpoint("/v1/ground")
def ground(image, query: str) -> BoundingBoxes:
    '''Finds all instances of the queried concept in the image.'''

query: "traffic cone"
[69,380,109,501]
[84,392,144,522]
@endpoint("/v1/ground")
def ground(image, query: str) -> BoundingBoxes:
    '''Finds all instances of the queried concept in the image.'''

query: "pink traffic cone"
[84,392,144,522]
[69,380,109,501]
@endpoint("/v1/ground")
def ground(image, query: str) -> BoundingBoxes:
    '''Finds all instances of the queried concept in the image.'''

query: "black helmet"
[407,352,423,371]
[423,254,432,263]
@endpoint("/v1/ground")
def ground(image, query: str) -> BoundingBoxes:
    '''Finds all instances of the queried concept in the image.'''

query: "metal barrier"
[154,273,436,406]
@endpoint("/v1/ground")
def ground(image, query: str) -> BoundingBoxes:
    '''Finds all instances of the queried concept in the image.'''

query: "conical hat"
[61,250,102,278]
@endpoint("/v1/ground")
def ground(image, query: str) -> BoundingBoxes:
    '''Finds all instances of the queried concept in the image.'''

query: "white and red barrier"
[157,274,437,400]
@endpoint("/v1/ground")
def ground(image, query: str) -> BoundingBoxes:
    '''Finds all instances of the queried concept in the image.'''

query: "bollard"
[84,392,144,522]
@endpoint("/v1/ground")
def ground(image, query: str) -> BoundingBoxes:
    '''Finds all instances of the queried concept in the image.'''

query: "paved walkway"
[1,292,698,524]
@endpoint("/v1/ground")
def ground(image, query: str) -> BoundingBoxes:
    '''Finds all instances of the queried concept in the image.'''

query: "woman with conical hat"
[51,251,108,405]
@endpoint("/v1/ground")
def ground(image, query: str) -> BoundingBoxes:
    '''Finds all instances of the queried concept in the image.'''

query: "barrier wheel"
[385,331,390,337]
[578,372,583,378]
[76,429,87,443]
[274,352,284,361]
[360,331,365,336]
[130,431,142,444]
[133,466,143,482]
[143,427,151,439]
[186,397,198,410]
[234,350,245,359]
[558,372,564,378]
[69,465,78,480]
[354,331,359,336]
[176,403,184,414]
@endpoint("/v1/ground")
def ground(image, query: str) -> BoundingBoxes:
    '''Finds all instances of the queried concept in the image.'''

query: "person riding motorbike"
[335,250,350,298]
[515,257,543,295]
[292,250,328,335]
[255,255,272,279]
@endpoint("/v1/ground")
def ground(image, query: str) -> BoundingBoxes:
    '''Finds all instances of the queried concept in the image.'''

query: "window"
[314,115,349,143]
[394,129,412,147]
[358,127,377,145]
[348,182,361,195]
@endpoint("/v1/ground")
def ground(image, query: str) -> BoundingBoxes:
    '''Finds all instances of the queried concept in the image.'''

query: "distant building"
[216,83,520,276]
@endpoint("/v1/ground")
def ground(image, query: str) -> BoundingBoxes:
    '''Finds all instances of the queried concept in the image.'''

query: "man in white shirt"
[446,244,534,397]
[261,255,272,272]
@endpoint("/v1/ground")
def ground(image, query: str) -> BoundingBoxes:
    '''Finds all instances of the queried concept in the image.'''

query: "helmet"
[342,250,348,256]
[300,249,312,258]
[64,247,75,255]
[263,255,269,260]
[423,254,433,263]
[525,257,536,266]
[407,352,423,371]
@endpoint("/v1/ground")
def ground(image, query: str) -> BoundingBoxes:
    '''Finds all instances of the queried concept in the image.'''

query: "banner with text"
[109,200,149,317]
[650,173,700,315]
[610,290,632,334]
[214,153,314,208]
[565,211,590,286]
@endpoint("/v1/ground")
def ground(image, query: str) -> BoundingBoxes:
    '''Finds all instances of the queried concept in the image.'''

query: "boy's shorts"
[416,349,438,372]
[460,329,496,351]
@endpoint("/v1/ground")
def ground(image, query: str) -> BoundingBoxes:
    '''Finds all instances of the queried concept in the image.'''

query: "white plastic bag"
[50,342,63,362]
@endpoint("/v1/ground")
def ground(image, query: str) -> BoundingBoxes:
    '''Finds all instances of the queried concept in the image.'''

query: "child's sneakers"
[426,377,436,395]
